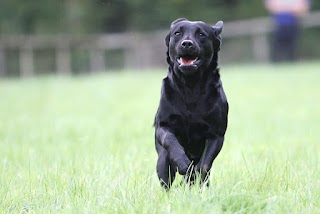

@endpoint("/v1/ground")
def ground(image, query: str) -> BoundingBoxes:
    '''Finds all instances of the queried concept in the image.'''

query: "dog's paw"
[174,155,191,175]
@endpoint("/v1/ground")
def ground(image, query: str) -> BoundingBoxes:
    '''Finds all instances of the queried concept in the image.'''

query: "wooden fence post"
[89,48,105,72]
[252,34,270,62]
[0,46,7,76]
[20,46,34,77]
[56,45,72,75]
[124,33,140,69]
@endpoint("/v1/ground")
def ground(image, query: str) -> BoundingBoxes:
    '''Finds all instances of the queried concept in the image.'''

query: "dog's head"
[165,18,223,75]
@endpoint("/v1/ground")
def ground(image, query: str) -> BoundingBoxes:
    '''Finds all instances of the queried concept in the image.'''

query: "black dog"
[154,18,228,189]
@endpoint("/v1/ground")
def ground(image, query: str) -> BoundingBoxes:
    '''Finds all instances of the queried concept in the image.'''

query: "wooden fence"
[0,12,320,77]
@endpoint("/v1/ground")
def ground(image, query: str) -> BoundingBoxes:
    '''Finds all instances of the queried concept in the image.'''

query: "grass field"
[0,62,319,213]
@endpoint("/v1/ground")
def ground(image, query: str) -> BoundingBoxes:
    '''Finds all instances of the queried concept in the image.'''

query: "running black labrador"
[154,18,228,189]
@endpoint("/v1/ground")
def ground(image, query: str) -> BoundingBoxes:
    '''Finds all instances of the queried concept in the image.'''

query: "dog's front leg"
[195,136,224,184]
[156,126,191,175]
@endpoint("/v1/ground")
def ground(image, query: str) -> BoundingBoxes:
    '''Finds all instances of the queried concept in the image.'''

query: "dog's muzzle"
[176,40,202,73]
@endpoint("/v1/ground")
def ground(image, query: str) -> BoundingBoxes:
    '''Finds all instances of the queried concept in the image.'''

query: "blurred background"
[0,0,319,77]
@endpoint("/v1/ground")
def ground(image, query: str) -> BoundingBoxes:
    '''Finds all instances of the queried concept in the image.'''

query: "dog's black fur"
[154,18,228,189]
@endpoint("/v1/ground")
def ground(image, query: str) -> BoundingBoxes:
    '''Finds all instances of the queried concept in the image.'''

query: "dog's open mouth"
[177,55,200,67]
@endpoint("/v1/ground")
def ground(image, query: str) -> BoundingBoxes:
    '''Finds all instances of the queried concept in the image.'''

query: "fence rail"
[1,12,320,77]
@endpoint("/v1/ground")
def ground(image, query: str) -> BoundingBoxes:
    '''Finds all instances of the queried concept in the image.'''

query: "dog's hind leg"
[156,143,176,190]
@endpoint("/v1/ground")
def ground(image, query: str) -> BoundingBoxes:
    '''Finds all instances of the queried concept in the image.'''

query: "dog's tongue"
[181,57,197,65]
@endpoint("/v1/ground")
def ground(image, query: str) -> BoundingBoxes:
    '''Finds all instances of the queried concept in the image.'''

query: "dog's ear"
[212,21,223,36]
[165,18,187,47]
[165,33,170,47]
[212,21,223,52]
[170,18,187,28]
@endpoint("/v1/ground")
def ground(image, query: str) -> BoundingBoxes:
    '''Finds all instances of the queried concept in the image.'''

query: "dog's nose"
[181,40,194,49]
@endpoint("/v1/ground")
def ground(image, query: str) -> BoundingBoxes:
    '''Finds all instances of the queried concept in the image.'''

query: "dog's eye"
[198,32,205,37]
[174,32,182,37]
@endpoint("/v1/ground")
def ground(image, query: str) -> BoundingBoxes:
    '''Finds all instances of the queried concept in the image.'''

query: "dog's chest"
[175,89,215,137]
[184,98,207,123]
[159,77,223,141]
[181,86,215,118]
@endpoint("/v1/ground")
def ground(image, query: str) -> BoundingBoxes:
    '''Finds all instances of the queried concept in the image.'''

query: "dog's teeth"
[178,57,198,65]
[192,58,198,64]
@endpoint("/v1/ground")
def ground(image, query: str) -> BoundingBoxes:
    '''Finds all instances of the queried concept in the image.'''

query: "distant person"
[265,0,310,62]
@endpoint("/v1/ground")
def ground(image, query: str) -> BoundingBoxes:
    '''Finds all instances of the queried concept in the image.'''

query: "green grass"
[0,62,319,213]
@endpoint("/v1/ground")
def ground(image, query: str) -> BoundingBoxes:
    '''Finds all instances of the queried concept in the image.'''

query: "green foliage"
[0,63,320,213]
[0,0,65,34]
[1,0,319,34]
[0,0,268,34]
